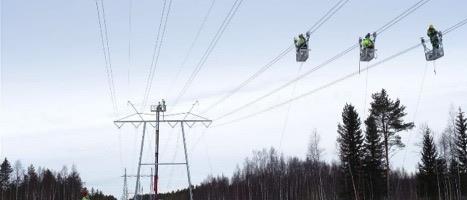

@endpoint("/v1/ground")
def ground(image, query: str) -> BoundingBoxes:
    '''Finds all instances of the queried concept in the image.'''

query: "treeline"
[0,159,116,200]
[159,89,467,200]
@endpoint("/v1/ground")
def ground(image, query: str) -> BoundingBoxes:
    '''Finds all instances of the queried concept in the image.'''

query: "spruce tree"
[369,89,414,198]
[27,165,39,200]
[417,127,439,199]
[363,116,385,199]
[0,158,13,190]
[337,104,364,200]
[454,108,467,170]
[0,158,13,200]
[454,108,467,196]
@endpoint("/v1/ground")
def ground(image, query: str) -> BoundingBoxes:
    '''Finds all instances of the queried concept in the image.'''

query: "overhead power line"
[215,43,358,121]
[168,0,217,96]
[190,0,350,165]
[308,0,350,35]
[172,0,244,106]
[213,0,431,121]
[94,0,118,114]
[278,62,305,151]
[215,43,421,127]
[100,0,117,108]
[128,0,133,98]
[375,0,431,35]
[214,16,467,127]
[200,0,351,114]
[141,0,173,110]
[400,15,467,167]
[443,17,467,34]
[394,19,467,191]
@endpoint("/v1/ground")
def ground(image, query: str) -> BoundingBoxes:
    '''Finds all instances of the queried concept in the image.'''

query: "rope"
[398,16,467,170]
[214,43,423,127]
[400,15,467,170]
[190,128,209,153]
[201,45,294,114]
[362,62,370,119]
[395,61,429,194]
[279,62,304,151]
[118,129,124,169]
[200,0,351,114]
[165,102,199,188]
[213,0,433,121]
[402,61,428,162]
[165,130,181,189]
[215,44,358,121]
[214,15,467,126]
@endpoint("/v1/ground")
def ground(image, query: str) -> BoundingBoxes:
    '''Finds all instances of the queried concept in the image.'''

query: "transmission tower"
[114,100,212,200]
[121,171,153,200]
[121,168,129,200]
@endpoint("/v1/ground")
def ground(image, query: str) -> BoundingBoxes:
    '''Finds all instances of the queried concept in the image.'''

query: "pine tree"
[363,116,385,199]
[454,108,467,196]
[417,127,439,199]
[337,104,364,200]
[369,89,414,198]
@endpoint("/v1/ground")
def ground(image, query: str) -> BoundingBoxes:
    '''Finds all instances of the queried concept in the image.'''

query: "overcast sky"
[1,0,467,197]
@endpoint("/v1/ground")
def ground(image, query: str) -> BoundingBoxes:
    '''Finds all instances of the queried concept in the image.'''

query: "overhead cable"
[94,0,119,114]
[173,0,244,106]
[142,0,173,109]
[201,0,351,114]
[214,0,432,121]
[214,16,467,126]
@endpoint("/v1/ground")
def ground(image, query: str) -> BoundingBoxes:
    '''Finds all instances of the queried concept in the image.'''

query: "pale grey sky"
[1,0,467,197]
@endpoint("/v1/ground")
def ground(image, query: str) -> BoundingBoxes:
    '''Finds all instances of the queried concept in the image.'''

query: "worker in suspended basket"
[81,187,91,200]
[427,24,440,49]
[294,33,308,51]
[361,33,375,49]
